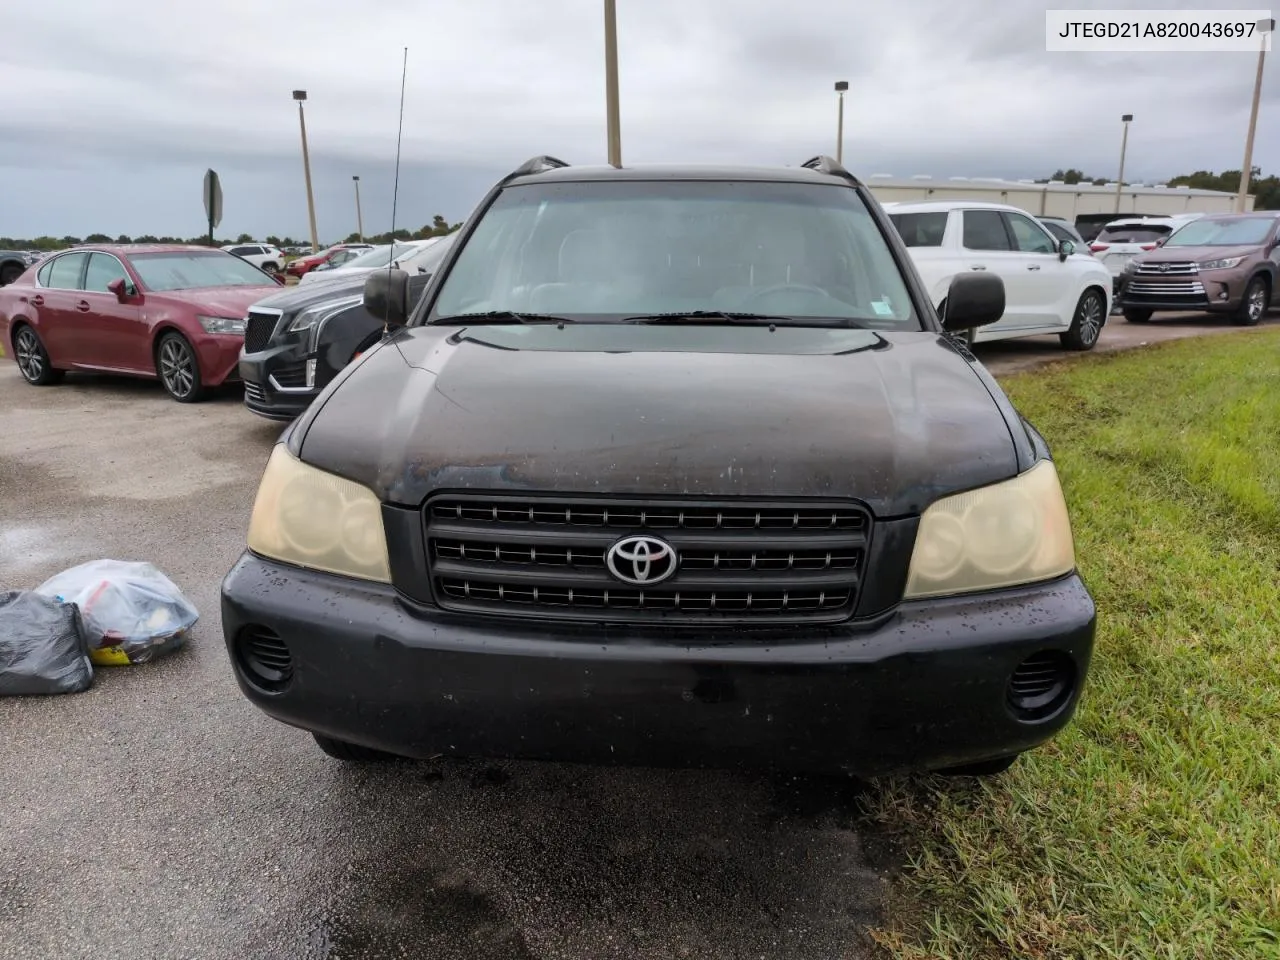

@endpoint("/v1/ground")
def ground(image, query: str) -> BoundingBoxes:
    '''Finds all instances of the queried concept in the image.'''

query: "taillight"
[1139,243,1157,250]
[1090,243,1109,252]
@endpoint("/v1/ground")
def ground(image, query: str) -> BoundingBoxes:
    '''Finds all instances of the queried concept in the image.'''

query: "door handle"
[969,265,987,271]
[30,295,44,306]
[1027,264,1041,271]
[76,300,92,312]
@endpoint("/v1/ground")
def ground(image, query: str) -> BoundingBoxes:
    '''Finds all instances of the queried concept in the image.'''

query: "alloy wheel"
[1078,293,1103,345]
[15,328,43,382]
[1248,283,1266,322]
[159,338,196,399]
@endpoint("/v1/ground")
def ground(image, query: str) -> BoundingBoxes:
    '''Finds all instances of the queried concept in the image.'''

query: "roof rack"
[507,155,571,179]
[799,155,862,186]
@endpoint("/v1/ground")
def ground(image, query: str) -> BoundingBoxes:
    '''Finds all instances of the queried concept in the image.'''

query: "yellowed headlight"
[903,459,1076,600]
[247,445,391,583]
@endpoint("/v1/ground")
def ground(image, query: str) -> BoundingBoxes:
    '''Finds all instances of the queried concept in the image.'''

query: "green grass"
[865,328,1280,960]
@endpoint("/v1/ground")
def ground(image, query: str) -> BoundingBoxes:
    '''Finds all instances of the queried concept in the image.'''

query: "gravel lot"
[0,309,1269,959]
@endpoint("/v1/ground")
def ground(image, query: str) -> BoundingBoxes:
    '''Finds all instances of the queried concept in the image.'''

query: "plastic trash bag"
[0,590,94,695]
[35,560,198,666]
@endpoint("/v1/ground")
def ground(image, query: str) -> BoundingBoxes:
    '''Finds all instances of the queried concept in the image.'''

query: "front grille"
[244,310,280,354]
[243,380,266,403]
[271,362,307,388]
[425,494,871,625]
[1134,261,1197,275]
[1124,280,1206,295]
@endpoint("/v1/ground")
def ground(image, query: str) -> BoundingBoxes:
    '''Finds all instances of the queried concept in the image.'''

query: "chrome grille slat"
[425,494,870,625]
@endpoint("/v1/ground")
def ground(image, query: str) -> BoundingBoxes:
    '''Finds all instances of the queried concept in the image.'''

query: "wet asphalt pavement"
[0,368,887,960]
[2,310,1267,959]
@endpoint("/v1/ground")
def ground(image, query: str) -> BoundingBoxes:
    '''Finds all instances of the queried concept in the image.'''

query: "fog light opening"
[234,625,294,692]
[1006,650,1076,722]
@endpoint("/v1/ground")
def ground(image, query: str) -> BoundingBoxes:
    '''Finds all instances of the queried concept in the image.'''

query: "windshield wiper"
[621,311,793,326]
[437,310,575,325]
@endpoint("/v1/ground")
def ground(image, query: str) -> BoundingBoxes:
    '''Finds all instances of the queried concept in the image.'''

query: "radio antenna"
[390,46,408,239]
[384,45,409,335]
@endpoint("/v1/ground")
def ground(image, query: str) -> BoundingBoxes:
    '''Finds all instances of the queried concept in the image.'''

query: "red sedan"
[284,244,371,278]
[0,244,283,403]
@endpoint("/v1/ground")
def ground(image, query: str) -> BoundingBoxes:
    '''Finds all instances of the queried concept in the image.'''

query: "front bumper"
[221,553,1097,777]
[239,344,318,421]
[1116,269,1243,314]
[193,334,246,386]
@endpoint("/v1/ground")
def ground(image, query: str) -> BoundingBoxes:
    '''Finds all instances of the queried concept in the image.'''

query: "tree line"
[1040,167,1279,209]
[4,169,1276,253]
[0,215,463,253]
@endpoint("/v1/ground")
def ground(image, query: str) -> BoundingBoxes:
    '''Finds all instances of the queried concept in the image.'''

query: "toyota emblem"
[606,535,678,586]
[1158,262,1170,272]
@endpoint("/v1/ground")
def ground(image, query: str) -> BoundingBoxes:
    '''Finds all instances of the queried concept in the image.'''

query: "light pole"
[1236,18,1275,212]
[834,81,848,164]
[1114,113,1132,214]
[352,175,364,241]
[603,0,622,167]
[293,89,320,253]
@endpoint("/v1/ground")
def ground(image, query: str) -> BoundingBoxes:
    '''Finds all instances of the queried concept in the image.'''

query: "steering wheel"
[739,282,833,305]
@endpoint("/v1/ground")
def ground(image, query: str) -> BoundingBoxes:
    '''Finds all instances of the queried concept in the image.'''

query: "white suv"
[885,200,1113,350]
[221,242,285,275]
[1088,214,1203,278]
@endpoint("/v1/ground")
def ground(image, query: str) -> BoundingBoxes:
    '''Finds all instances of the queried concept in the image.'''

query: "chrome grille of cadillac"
[220,154,1096,778]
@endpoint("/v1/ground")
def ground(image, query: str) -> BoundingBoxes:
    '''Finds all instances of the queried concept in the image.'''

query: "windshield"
[1164,217,1275,247]
[342,243,416,269]
[128,251,271,291]
[429,180,920,328]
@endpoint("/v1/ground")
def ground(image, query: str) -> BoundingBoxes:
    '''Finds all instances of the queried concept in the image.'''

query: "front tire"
[262,262,280,275]
[155,332,207,403]
[1233,276,1269,327]
[1059,289,1106,351]
[12,324,64,386]
[313,733,398,762]
[1123,308,1152,324]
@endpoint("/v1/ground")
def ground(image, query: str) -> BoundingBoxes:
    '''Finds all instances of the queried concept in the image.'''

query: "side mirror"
[1058,239,1076,261]
[271,273,286,285]
[106,278,130,302]
[364,268,411,326]
[941,272,1005,333]
[1155,237,1168,247]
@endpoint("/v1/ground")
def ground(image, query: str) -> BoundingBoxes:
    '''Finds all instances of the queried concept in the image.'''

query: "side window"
[37,260,56,286]
[961,211,1012,251]
[229,246,252,257]
[887,212,949,247]
[1005,213,1057,254]
[1041,222,1071,243]
[46,252,88,289]
[84,253,129,293]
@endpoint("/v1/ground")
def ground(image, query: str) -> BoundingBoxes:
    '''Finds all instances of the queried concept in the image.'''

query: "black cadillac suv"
[238,238,454,420]
[220,155,1097,778]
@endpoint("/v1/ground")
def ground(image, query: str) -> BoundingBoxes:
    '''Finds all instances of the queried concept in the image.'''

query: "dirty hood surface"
[298,324,1020,517]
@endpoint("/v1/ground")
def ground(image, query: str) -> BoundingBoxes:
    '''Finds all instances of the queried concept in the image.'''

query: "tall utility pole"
[1237,18,1275,212]
[293,90,320,253]
[1114,113,1132,214]
[352,175,364,241]
[834,81,849,164]
[604,0,622,167]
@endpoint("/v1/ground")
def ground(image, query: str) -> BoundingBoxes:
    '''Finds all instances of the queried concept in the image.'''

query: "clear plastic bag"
[35,560,198,666]
[0,590,94,695]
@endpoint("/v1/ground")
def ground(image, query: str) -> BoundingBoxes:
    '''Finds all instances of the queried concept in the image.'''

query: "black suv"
[221,155,1096,778]
[237,239,453,421]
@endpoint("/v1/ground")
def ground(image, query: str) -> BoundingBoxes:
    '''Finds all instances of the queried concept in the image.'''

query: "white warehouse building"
[861,175,1250,219]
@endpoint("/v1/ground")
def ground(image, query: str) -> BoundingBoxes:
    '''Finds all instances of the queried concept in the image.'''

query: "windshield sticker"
[870,299,894,317]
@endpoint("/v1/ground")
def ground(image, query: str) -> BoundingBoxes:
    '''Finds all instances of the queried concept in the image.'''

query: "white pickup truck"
[885,200,1113,350]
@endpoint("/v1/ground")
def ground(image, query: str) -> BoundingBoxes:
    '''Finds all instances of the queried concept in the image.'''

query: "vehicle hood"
[155,285,282,317]
[301,265,376,284]
[297,325,1021,517]
[250,275,366,311]
[1140,245,1259,263]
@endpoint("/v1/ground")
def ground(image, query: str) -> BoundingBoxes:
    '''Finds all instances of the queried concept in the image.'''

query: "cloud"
[2,0,1275,239]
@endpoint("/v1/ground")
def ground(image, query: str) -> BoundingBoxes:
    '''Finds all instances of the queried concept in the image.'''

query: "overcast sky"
[3,0,1276,241]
